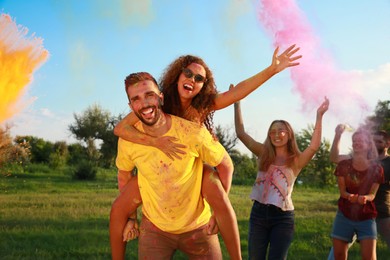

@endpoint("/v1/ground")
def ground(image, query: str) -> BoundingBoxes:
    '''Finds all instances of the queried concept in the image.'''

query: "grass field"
[0,166,388,259]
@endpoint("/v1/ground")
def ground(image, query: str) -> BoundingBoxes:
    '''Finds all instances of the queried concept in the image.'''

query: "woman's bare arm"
[296,97,329,171]
[214,44,302,110]
[234,100,263,156]
[114,112,186,160]
[359,183,380,204]
[330,124,352,163]
[337,176,354,201]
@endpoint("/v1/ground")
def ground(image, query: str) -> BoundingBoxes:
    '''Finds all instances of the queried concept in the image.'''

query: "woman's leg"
[359,239,376,260]
[110,176,142,260]
[248,201,269,260]
[327,234,357,260]
[357,218,378,260]
[331,210,355,260]
[268,210,294,260]
[333,238,349,260]
[201,165,241,260]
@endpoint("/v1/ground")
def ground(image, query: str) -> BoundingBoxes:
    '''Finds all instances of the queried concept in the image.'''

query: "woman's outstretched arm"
[214,44,302,110]
[297,97,329,170]
[234,100,263,156]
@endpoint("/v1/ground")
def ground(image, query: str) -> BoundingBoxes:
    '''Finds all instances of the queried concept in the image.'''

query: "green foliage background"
[1,167,388,259]
[0,99,389,258]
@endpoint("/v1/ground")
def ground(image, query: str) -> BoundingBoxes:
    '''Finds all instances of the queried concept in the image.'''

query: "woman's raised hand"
[317,96,330,116]
[272,44,302,73]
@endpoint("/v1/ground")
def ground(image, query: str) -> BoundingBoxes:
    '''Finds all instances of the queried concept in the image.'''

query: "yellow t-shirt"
[116,115,226,234]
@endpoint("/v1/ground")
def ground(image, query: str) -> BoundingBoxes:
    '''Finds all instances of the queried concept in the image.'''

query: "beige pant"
[138,215,222,260]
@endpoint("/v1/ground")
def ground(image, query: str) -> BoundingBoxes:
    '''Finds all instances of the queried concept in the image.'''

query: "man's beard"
[134,107,158,126]
[134,98,163,126]
[377,147,385,155]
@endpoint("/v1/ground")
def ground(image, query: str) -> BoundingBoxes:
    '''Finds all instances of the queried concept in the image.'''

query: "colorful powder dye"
[0,14,49,123]
[256,0,369,120]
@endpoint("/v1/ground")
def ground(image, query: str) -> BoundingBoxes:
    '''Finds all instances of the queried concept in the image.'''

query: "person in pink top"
[329,127,384,260]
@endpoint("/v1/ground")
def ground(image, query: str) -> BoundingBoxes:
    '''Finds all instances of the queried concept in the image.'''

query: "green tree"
[99,115,122,167]
[215,125,237,154]
[1,126,30,174]
[14,135,53,164]
[366,100,390,133]
[49,141,69,169]
[215,124,256,184]
[295,125,336,187]
[68,104,121,167]
[0,126,14,169]
[67,143,88,165]
[230,149,257,185]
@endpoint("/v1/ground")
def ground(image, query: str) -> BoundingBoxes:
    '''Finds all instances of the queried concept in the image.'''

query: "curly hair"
[158,55,218,135]
[259,120,300,171]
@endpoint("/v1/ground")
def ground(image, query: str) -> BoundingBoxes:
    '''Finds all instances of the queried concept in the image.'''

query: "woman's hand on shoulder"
[153,136,187,160]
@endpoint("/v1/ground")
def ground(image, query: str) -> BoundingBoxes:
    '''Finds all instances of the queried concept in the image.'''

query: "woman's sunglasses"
[269,130,289,137]
[182,68,207,83]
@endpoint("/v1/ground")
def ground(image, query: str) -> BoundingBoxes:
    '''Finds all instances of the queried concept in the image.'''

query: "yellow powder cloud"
[0,14,49,123]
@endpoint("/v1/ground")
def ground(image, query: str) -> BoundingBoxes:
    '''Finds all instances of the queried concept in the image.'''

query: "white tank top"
[250,164,296,211]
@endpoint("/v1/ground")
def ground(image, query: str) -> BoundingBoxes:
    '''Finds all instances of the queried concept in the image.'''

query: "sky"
[1,0,390,154]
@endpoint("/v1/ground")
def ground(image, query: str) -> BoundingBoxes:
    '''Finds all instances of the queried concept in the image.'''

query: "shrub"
[14,136,53,164]
[230,152,257,183]
[26,163,51,174]
[67,143,88,165]
[1,126,31,175]
[73,160,97,180]
[1,163,25,176]
[49,141,68,169]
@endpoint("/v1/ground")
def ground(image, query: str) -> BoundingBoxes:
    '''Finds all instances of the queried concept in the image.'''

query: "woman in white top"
[234,97,329,260]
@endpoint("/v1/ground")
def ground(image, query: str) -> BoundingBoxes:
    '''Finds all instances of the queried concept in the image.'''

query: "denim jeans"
[248,201,295,260]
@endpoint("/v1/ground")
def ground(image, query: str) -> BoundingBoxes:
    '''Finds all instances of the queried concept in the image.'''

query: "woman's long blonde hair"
[259,120,301,171]
[352,127,378,160]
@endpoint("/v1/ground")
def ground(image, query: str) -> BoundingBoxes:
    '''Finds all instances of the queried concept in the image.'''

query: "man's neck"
[142,113,171,137]
[378,149,389,160]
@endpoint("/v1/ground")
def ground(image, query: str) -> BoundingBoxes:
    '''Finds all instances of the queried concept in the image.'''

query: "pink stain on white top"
[251,165,296,211]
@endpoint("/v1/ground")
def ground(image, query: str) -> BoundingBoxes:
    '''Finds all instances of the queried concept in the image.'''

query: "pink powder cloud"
[256,0,369,121]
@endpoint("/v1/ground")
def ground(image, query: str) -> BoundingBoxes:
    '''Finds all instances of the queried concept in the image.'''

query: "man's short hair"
[124,72,158,93]
[375,130,390,142]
